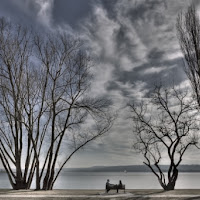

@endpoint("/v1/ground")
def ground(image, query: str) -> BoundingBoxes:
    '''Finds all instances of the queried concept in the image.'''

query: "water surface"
[0,172,200,189]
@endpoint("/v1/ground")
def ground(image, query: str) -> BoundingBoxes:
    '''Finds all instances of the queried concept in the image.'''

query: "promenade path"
[0,189,200,199]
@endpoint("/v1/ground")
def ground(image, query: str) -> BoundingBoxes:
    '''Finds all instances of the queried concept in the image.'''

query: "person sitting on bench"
[106,179,110,191]
[119,180,122,187]
[105,179,125,193]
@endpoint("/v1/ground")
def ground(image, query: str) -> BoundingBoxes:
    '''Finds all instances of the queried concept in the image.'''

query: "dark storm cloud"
[100,0,119,19]
[127,0,166,23]
[148,48,165,62]
[0,0,53,32]
[106,57,186,99]
[0,0,198,167]
[117,58,185,86]
[82,0,189,100]
[52,0,93,29]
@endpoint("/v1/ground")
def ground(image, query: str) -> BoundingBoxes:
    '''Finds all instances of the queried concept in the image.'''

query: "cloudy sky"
[1,0,200,168]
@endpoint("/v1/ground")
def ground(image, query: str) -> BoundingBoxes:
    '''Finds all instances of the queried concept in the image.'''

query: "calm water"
[0,172,200,189]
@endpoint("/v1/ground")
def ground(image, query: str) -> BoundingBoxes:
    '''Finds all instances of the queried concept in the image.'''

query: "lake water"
[0,172,200,189]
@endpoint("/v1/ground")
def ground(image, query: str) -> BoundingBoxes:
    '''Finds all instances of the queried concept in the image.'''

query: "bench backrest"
[107,183,125,189]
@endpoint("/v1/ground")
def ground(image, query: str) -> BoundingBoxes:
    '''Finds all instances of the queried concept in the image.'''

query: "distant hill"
[64,165,200,173]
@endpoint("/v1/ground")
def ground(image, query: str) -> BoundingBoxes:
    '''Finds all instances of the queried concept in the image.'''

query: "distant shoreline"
[64,164,200,173]
[1,165,200,173]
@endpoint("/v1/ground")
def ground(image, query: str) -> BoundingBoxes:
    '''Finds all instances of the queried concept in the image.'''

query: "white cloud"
[35,0,54,27]
[120,56,134,71]
[143,65,177,75]
[94,7,119,58]
[143,66,167,74]
[90,63,115,97]
[83,5,120,59]
[166,51,183,60]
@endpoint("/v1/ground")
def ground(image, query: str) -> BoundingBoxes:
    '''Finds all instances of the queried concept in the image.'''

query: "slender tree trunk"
[35,160,40,190]
[47,170,55,190]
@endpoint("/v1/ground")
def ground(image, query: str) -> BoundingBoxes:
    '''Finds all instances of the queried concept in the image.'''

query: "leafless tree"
[0,18,113,190]
[177,4,200,107]
[0,18,37,189]
[129,86,199,190]
[32,34,113,190]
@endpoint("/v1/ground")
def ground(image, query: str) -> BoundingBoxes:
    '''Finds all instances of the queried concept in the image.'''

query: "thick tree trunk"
[13,180,30,190]
[14,154,30,190]
[159,168,178,191]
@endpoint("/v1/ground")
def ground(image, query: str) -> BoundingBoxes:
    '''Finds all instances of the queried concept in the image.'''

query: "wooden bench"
[106,183,125,193]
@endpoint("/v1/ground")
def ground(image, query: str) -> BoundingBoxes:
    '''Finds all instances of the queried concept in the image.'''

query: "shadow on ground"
[184,197,200,200]
[134,190,166,196]
[0,190,34,195]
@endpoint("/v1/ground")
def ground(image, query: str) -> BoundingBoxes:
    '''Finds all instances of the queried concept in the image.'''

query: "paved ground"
[0,189,200,199]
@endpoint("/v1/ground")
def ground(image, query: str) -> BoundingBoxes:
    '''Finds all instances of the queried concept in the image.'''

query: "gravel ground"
[0,189,200,200]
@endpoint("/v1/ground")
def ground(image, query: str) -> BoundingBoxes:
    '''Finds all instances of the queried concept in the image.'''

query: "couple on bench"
[106,179,125,193]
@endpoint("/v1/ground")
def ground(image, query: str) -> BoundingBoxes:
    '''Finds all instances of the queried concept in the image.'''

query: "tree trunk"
[35,161,40,190]
[47,170,55,190]
[13,180,30,190]
[14,154,30,190]
[159,168,178,191]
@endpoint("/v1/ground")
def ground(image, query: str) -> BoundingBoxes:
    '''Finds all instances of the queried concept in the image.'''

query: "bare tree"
[31,33,113,190]
[0,18,37,189]
[129,86,199,190]
[177,4,200,106]
[0,18,113,190]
